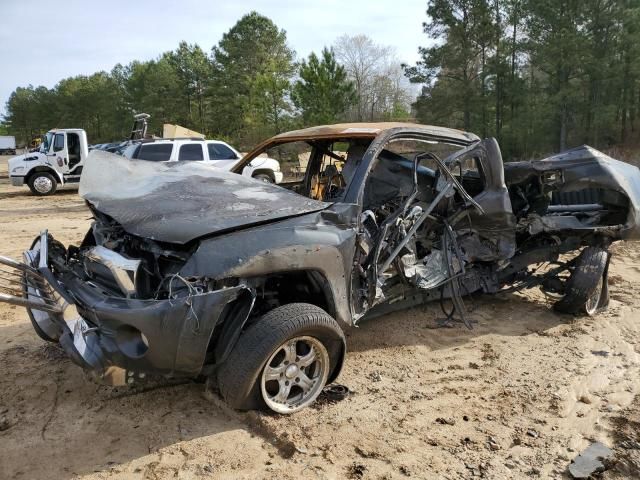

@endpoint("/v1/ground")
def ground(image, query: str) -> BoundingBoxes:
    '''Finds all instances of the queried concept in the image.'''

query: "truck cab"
[7,128,88,195]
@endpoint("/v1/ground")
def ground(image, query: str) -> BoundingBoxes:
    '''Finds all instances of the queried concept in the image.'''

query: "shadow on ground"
[348,290,573,353]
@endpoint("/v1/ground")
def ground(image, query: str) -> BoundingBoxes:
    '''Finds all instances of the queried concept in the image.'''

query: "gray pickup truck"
[1,122,639,414]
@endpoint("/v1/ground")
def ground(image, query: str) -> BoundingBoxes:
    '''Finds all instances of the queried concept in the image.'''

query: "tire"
[253,173,274,183]
[24,235,59,342]
[554,246,609,315]
[217,303,345,413]
[28,172,57,196]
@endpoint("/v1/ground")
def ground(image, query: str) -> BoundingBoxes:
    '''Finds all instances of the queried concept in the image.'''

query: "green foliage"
[166,42,212,133]
[210,11,296,147]
[292,48,356,125]
[126,57,188,134]
[407,0,640,158]
[6,86,60,144]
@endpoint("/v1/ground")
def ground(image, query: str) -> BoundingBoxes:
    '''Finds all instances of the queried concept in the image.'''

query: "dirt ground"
[1,155,640,479]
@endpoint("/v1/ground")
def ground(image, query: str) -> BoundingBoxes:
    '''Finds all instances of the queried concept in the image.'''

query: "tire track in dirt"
[0,189,80,200]
[0,204,88,216]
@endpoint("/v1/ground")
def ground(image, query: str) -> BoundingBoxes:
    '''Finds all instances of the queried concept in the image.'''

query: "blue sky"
[0,0,430,117]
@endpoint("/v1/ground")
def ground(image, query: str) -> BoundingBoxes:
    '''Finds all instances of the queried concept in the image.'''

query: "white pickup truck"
[8,128,88,195]
[122,138,284,183]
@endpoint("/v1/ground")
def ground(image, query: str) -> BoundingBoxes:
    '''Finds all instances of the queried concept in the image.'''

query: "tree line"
[405,0,640,158]
[6,4,640,159]
[2,12,412,149]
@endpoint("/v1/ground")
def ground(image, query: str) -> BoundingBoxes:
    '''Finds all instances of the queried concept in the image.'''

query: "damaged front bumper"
[0,232,251,385]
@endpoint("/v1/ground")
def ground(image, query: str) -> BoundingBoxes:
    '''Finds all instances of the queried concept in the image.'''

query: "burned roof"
[232,122,480,174]
[269,122,479,143]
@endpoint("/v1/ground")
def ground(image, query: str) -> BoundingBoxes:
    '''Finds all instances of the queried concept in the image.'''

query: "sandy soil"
[1,154,640,479]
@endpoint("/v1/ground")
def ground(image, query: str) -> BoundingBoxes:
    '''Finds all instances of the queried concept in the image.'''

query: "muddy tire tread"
[554,246,608,315]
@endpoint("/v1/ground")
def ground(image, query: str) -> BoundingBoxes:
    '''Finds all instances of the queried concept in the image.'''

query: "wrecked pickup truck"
[1,122,639,414]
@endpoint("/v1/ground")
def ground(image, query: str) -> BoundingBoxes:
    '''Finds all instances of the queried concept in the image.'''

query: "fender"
[25,162,64,185]
[180,204,360,327]
[242,157,280,180]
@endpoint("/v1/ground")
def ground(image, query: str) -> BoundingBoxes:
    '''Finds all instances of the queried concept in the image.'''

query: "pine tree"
[292,48,356,125]
[209,12,296,146]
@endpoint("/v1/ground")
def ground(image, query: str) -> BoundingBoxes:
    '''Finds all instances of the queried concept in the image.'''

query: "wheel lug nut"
[285,381,289,386]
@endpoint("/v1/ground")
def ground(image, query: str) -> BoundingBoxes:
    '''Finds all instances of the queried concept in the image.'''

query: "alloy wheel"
[260,335,329,413]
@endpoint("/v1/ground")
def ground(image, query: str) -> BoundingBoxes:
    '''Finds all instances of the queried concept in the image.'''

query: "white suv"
[122,139,283,183]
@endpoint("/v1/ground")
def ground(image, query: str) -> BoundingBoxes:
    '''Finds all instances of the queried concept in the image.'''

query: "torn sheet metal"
[401,250,453,290]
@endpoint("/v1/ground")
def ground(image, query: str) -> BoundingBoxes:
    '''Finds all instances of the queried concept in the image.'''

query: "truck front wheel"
[217,303,345,413]
[28,172,57,196]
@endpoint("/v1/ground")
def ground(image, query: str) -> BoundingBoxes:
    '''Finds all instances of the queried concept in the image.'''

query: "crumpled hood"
[80,151,329,244]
